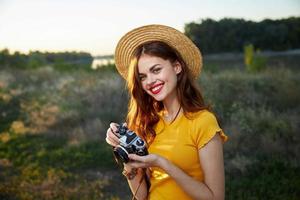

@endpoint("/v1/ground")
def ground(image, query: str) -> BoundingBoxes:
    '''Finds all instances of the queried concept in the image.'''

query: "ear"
[173,61,182,75]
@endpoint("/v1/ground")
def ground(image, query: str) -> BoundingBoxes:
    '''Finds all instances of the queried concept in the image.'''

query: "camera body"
[113,123,148,163]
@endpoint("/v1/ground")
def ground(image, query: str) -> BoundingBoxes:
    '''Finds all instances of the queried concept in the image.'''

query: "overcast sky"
[0,0,299,56]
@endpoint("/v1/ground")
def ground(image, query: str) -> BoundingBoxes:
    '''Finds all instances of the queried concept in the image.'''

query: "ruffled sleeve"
[191,110,228,149]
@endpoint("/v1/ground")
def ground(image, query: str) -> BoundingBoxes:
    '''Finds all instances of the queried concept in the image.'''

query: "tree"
[184,17,300,54]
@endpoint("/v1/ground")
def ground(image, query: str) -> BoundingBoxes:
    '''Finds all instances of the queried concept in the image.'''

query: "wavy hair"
[126,41,210,144]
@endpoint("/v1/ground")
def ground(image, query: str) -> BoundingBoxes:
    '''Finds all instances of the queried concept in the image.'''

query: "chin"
[153,97,164,102]
[152,94,166,102]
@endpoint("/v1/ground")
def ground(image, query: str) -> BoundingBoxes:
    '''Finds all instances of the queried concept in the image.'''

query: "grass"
[226,155,300,200]
[0,63,299,199]
[0,133,129,200]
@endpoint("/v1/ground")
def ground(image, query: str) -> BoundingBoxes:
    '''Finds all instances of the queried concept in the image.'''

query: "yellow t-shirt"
[148,109,228,200]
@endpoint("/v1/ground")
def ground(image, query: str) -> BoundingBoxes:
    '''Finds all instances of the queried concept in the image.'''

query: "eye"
[139,75,146,81]
[153,68,161,74]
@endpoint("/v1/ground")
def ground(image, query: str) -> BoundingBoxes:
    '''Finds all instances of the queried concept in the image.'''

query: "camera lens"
[113,146,129,163]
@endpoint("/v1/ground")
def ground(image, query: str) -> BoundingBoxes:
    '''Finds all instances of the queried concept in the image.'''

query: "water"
[91,57,115,69]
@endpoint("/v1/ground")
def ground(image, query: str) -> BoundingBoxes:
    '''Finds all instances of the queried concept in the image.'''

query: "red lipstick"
[149,83,164,95]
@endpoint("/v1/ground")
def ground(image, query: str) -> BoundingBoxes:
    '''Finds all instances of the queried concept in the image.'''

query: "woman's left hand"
[127,153,164,168]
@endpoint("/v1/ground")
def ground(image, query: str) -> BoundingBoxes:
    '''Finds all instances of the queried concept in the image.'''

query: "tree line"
[184,17,300,54]
[1,17,299,70]
[0,49,93,70]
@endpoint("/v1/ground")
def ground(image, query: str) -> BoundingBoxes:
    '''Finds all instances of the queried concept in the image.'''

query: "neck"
[163,93,181,121]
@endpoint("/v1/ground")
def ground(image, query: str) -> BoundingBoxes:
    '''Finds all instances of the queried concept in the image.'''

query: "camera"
[113,123,148,163]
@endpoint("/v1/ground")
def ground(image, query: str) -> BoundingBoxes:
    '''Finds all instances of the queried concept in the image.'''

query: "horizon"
[0,0,299,56]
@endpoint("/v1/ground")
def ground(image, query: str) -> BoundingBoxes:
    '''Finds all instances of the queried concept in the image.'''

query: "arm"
[105,123,149,200]
[128,133,225,200]
[122,164,149,200]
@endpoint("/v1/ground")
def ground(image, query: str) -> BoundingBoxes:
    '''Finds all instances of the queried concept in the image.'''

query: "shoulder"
[186,109,218,126]
[181,109,221,138]
[186,110,228,148]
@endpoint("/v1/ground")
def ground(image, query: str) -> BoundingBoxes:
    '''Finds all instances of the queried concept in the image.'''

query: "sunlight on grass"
[0,65,299,199]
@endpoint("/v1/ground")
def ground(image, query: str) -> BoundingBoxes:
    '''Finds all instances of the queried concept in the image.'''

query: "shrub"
[244,44,267,72]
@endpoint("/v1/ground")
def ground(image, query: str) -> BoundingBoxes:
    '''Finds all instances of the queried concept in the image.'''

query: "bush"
[244,44,267,72]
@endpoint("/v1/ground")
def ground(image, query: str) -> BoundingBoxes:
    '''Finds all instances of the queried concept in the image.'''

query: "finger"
[106,128,119,142]
[128,154,145,162]
[105,137,118,147]
[109,123,119,137]
[106,129,119,147]
[127,161,147,169]
[105,138,119,147]
[110,122,120,136]
[106,128,119,143]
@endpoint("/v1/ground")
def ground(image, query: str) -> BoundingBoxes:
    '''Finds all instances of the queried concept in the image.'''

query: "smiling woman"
[138,53,181,100]
[105,24,228,200]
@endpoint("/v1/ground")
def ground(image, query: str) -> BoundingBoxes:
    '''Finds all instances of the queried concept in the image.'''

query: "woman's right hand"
[105,122,120,147]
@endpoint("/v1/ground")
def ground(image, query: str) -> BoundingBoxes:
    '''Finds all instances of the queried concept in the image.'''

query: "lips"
[149,83,164,95]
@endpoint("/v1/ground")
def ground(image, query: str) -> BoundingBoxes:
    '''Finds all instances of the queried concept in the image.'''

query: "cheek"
[165,72,175,82]
[168,76,178,89]
[141,81,148,91]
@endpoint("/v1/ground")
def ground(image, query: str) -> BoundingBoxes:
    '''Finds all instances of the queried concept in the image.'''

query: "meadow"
[0,55,299,199]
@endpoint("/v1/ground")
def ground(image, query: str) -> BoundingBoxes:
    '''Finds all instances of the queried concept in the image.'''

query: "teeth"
[151,84,163,93]
[152,86,161,92]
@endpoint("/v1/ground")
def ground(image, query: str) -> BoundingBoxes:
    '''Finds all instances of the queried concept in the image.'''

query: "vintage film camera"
[113,123,148,163]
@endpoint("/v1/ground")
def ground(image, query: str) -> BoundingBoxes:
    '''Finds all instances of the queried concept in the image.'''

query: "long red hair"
[126,41,210,144]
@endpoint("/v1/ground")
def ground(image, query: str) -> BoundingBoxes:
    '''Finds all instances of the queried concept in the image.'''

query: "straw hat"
[114,24,202,80]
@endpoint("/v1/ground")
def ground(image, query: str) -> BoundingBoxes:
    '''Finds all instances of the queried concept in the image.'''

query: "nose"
[145,74,156,87]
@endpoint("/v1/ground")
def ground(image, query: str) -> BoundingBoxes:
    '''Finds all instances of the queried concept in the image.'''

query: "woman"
[106,24,228,200]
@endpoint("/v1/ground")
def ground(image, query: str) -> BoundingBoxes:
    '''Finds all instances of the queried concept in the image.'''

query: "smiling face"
[137,54,182,103]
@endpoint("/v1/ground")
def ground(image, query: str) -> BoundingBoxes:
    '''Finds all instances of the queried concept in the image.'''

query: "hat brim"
[114,24,202,80]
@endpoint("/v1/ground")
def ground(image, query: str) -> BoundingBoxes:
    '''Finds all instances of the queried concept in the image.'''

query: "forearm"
[160,159,217,200]
[123,164,148,200]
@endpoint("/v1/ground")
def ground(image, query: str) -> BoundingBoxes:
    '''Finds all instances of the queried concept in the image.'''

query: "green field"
[0,60,299,199]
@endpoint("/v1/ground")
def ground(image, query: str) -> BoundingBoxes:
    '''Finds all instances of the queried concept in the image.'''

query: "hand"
[105,122,121,147]
[127,153,164,168]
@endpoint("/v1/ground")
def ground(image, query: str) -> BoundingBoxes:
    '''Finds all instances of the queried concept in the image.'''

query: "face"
[137,54,182,102]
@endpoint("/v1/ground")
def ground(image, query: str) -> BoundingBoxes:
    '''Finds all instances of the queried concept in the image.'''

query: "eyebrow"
[138,64,160,76]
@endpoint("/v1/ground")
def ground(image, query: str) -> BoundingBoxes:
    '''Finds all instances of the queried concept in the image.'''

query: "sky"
[0,0,299,56]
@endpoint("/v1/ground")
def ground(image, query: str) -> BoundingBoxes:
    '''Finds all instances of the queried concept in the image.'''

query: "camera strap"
[131,168,150,200]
